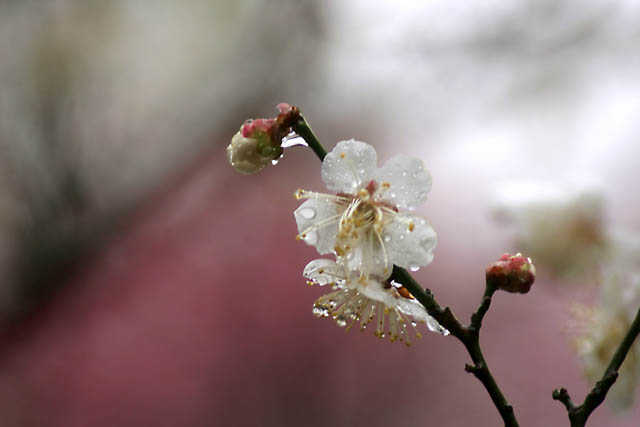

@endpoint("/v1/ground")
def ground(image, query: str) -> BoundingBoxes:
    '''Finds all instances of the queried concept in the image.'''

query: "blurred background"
[1,0,640,425]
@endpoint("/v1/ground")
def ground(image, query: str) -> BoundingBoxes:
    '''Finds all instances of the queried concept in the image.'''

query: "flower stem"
[292,114,520,426]
[553,305,640,426]
[292,115,327,161]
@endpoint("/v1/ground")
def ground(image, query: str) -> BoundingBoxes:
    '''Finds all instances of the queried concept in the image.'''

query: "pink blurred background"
[1,1,640,426]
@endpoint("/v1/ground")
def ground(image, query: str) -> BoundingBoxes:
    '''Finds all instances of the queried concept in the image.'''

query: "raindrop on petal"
[298,207,316,220]
[383,233,392,243]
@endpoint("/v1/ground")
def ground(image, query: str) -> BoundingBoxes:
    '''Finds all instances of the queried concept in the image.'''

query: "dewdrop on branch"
[227,103,300,174]
[485,253,536,294]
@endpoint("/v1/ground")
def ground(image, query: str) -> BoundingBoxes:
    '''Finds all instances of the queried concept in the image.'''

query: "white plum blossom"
[303,258,448,345]
[294,140,437,278]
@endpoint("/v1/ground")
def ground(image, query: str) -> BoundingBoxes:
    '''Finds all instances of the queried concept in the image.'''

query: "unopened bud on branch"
[227,103,300,174]
[486,253,536,294]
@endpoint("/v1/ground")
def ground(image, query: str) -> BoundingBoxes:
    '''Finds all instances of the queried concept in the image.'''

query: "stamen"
[296,213,342,240]
[295,189,350,202]
[373,218,390,274]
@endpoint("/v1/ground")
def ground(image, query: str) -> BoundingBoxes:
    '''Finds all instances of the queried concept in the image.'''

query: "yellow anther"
[408,222,415,232]
[381,181,391,188]
[340,152,346,158]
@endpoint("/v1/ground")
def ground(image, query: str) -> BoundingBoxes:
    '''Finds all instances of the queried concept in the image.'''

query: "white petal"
[322,140,377,193]
[383,213,437,270]
[294,198,340,254]
[354,279,391,303]
[373,154,431,210]
[303,259,345,287]
[342,231,393,279]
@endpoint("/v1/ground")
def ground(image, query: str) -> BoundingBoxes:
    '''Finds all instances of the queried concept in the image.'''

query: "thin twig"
[553,306,640,426]
[390,267,519,427]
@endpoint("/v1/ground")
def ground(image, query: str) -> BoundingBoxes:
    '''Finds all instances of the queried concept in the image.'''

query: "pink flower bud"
[227,130,281,174]
[486,253,536,294]
[227,103,299,174]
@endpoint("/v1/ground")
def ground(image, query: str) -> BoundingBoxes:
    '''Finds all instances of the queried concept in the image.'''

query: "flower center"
[334,181,397,275]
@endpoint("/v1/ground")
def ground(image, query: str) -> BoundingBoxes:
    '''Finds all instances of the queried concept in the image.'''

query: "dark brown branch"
[391,266,519,427]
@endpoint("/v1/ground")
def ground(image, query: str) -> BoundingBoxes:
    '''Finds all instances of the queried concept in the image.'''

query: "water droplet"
[409,264,420,272]
[336,315,348,327]
[271,158,280,166]
[298,207,316,220]
[312,305,324,317]
[401,171,408,177]
[389,192,397,198]
[303,230,319,245]
[383,234,392,243]
[281,134,308,148]
[399,234,405,240]
[411,321,418,327]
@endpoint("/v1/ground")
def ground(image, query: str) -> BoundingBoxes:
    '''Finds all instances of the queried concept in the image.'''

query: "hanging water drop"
[312,304,324,317]
[409,264,420,272]
[383,233,392,243]
[336,315,348,327]
[271,152,283,166]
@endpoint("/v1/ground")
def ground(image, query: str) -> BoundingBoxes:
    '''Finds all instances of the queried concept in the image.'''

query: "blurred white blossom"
[492,181,606,279]
[573,271,640,410]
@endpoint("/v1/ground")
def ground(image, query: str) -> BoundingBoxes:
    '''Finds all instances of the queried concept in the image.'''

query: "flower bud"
[227,121,282,174]
[486,253,536,294]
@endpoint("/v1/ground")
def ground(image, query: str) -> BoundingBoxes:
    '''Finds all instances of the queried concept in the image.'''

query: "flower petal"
[383,213,437,270]
[303,259,345,287]
[294,198,340,254]
[322,139,377,193]
[373,154,431,210]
